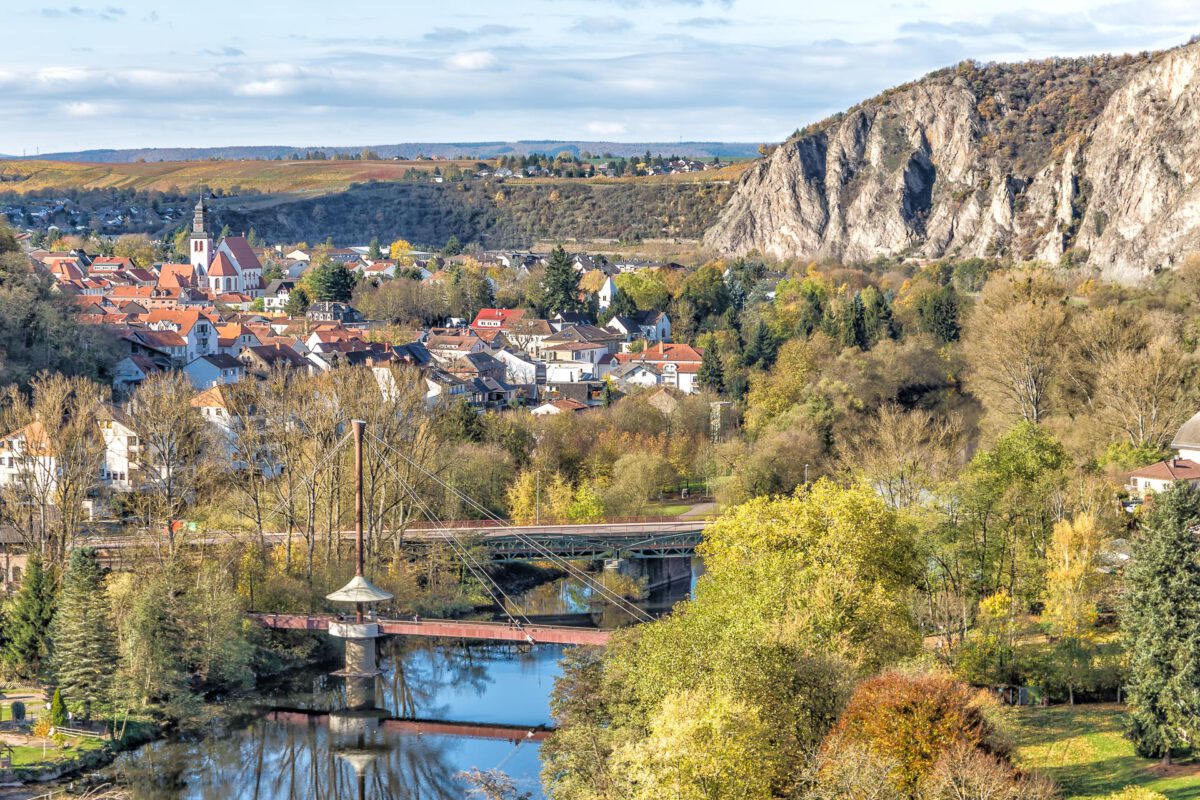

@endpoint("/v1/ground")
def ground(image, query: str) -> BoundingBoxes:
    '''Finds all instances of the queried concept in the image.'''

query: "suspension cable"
[368,432,655,623]
[365,436,531,627]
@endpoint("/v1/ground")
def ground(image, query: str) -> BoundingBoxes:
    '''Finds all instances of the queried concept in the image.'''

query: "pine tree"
[539,246,584,315]
[837,294,869,350]
[4,554,56,680]
[1122,482,1200,765]
[743,320,777,369]
[51,548,116,720]
[306,262,356,303]
[367,236,381,260]
[283,284,312,317]
[698,347,725,394]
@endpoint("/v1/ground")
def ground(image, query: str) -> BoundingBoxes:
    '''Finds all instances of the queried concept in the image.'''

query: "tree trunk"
[1162,750,1172,767]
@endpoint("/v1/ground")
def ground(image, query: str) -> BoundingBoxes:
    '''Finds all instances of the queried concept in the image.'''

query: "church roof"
[222,236,263,273]
[209,252,238,277]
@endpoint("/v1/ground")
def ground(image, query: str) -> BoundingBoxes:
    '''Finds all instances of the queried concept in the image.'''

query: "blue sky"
[3,0,1199,153]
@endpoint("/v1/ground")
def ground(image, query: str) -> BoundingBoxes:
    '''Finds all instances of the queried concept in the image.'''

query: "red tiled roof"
[222,236,262,273]
[208,252,238,278]
[1129,459,1200,482]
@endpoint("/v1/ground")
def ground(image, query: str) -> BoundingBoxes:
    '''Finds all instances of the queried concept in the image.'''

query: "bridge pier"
[614,556,692,592]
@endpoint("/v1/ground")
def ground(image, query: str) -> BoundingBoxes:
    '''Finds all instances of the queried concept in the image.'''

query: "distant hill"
[15,141,761,164]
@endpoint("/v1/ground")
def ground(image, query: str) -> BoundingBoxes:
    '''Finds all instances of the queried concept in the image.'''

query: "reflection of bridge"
[253,612,613,646]
[266,709,552,744]
[84,518,709,562]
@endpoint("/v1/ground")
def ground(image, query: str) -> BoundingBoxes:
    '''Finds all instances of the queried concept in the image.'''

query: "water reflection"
[112,640,559,799]
[109,558,701,799]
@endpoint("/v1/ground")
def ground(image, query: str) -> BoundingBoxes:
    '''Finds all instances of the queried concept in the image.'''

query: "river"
[104,558,700,799]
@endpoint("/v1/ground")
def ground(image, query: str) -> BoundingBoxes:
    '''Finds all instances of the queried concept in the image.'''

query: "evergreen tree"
[539,246,584,315]
[1122,482,1200,765]
[837,294,870,350]
[305,262,356,303]
[52,548,116,720]
[4,554,56,680]
[49,688,66,727]
[915,285,961,343]
[246,228,259,248]
[283,284,312,317]
[441,235,463,256]
[367,236,382,260]
[861,286,897,346]
[698,346,725,394]
[607,287,638,321]
[743,320,777,369]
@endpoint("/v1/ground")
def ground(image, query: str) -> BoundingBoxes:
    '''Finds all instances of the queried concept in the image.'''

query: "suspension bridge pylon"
[326,419,393,683]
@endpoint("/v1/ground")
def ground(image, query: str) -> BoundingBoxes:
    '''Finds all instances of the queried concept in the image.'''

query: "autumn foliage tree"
[823,671,1008,795]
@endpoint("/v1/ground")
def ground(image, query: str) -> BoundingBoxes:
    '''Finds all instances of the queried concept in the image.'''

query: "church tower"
[189,197,213,276]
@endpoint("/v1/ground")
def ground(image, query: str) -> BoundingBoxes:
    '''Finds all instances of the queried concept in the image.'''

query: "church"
[188,198,264,298]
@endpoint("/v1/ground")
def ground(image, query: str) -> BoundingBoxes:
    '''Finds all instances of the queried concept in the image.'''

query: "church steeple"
[190,196,213,275]
[193,197,209,235]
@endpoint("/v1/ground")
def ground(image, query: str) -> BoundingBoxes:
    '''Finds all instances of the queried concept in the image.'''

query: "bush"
[824,671,1009,794]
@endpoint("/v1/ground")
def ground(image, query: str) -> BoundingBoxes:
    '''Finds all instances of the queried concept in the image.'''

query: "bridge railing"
[405,513,707,530]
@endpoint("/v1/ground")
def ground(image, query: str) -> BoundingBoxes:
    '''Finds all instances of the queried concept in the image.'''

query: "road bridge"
[83,517,709,561]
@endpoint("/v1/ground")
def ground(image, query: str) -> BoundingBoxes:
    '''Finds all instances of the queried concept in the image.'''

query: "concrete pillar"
[329,621,383,679]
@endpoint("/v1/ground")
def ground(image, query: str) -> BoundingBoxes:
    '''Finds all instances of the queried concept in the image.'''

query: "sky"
[3,0,1200,153]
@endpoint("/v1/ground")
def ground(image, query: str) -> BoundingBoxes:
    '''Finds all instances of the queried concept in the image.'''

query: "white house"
[183,353,246,390]
[531,398,589,416]
[97,405,140,492]
[1128,412,1200,496]
[597,276,618,310]
[492,348,543,386]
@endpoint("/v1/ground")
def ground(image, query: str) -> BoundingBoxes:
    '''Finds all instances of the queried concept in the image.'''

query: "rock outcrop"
[705,43,1200,281]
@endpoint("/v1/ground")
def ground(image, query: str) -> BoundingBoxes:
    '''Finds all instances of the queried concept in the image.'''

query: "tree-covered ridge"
[0,224,120,387]
[218,179,733,249]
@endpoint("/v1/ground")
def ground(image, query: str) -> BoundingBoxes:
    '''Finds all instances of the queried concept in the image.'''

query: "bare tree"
[1094,336,1196,450]
[0,373,105,565]
[129,372,221,556]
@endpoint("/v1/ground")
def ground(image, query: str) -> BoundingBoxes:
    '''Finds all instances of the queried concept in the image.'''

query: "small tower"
[189,197,213,276]
[326,420,393,684]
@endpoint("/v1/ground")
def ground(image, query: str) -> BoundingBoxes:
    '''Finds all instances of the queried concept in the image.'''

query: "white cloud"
[444,50,502,71]
[63,101,103,117]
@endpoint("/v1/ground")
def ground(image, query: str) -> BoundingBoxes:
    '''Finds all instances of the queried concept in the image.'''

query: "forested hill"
[215,179,734,248]
[706,40,1200,281]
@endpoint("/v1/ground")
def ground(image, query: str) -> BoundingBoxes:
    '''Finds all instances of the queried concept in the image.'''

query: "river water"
[106,559,699,800]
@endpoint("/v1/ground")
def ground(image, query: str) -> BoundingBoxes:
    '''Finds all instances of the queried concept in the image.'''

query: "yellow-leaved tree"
[615,687,776,800]
[744,338,816,436]
[1042,513,1108,703]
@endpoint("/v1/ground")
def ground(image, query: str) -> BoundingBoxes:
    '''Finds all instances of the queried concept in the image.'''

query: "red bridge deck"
[253,613,613,646]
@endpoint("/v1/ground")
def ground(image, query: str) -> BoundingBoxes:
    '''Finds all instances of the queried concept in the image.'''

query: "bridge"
[253,612,613,646]
[82,517,708,561]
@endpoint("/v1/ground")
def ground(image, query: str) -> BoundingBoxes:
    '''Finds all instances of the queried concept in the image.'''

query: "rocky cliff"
[705,42,1200,281]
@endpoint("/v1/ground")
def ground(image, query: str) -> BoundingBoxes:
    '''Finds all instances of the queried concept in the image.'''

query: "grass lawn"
[1010,703,1200,799]
[9,735,106,767]
[644,503,691,517]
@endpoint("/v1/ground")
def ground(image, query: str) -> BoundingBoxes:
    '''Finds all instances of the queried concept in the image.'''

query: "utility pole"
[535,469,540,525]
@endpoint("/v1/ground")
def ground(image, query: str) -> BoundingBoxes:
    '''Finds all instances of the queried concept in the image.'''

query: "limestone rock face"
[704,43,1200,281]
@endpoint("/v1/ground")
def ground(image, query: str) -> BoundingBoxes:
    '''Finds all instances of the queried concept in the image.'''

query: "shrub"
[824,671,1008,794]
